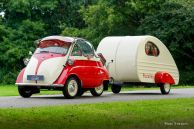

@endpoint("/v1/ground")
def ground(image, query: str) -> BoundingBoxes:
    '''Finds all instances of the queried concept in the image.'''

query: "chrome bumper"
[15,83,64,87]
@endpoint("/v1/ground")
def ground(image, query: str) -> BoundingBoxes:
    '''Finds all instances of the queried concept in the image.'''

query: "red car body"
[16,36,109,98]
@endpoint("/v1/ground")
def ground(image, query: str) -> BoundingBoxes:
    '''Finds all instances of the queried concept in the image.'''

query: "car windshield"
[35,46,69,55]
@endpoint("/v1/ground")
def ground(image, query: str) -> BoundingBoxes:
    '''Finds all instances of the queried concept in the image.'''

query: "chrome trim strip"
[15,83,64,87]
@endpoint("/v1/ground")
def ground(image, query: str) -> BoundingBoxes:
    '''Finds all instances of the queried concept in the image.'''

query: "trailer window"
[145,42,160,56]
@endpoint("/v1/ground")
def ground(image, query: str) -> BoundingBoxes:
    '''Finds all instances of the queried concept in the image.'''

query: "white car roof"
[41,36,75,43]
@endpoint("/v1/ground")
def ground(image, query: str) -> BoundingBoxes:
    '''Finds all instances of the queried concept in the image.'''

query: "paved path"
[0,88,194,108]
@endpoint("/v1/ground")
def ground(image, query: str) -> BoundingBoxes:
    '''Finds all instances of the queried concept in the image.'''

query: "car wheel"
[63,77,79,99]
[90,85,104,96]
[111,84,121,94]
[18,86,33,98]
[159,83,171,94]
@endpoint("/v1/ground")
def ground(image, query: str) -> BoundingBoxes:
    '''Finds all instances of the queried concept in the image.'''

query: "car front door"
[77,40,102,88]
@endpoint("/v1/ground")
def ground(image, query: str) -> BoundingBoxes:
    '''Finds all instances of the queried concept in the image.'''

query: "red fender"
[53,66,81,85]
[53,67,69,85]
[16,68,26,83]
[155,72,175,84]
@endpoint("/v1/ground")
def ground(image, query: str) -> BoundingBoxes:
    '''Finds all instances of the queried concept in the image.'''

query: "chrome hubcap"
[67,80,78,96]
[95,85,103,94]
[164,83,170,92]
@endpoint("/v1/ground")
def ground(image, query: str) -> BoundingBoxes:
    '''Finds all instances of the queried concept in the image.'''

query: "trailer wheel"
[111,84,121,94]
[63,77,80,99]
[18,86,33,98]
[90,85,104,96]
[159,83,171,94]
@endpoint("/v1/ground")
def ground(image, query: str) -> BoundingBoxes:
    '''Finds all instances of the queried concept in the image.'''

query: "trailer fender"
[155,72,175,84]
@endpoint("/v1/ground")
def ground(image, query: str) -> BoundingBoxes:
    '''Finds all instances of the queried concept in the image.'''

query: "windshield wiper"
[40,51,49,53]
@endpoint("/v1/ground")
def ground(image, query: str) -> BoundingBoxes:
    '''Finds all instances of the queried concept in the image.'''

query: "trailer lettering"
[143,73,154,79]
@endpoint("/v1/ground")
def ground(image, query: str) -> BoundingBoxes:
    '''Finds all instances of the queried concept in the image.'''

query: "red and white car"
[16,36,109,98]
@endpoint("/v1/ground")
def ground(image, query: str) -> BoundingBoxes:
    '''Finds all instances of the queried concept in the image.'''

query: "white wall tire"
[159,83,171,94]
[90,85,104,96]
[63,77,79,99]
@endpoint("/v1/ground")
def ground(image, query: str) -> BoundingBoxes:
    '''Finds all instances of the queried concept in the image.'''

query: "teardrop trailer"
[97,36,179,94]
[16,36,109,99]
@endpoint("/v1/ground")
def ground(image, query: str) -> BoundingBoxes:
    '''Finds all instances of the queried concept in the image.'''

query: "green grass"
[0,85,193,97]
[0,98,194,129]
[0,85,61,96]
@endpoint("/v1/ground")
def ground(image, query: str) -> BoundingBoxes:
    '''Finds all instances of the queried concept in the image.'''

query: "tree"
[62,0,167,47]
[0,0,193,84]
[0,0,89,83]
[137,2,194,84]
[0,20,45,84]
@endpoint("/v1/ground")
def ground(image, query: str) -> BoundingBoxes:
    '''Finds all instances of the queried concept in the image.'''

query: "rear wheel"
[159,83,171,94]
[90,85,104,96]
[18,86,33,98]
[63,77,79,99]
[77,89,85,96]
[111,84,121,94]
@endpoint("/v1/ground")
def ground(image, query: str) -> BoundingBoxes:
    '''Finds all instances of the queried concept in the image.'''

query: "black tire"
[90,85,104,96]
[77,89,85,96]
[18,86,32,98]
[158,83,171,94]
[111,84,121,94]
[63,77,80,99]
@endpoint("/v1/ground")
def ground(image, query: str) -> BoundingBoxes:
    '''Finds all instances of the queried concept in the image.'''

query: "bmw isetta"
[16,36,109,99]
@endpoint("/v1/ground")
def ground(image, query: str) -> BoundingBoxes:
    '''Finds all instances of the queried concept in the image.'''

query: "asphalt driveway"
[0,88,194,108]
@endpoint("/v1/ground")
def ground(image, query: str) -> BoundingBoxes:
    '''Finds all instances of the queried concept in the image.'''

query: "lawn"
[0,85,193,96]
[0,85,61,96]
[0,98,194,129]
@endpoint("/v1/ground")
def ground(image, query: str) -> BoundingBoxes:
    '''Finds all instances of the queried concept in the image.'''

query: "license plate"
[27,75,44,81]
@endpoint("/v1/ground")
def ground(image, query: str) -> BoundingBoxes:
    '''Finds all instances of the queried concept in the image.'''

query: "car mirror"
[67,59,74,66]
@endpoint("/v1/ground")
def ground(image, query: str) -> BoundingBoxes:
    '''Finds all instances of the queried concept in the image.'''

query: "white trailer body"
[97,36,179,94]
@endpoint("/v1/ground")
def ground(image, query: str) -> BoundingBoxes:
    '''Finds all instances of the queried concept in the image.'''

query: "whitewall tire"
[159,83,171,94]
[90,85,104,96]
[63,77,79,99]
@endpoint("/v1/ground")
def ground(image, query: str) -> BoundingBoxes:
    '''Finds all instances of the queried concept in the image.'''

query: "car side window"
[71,44,82,56]
[77,40,94,57]
[145,42,160,56]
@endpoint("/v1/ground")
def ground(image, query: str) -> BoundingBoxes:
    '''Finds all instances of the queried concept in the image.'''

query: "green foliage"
[62,0,167,47]
[0,0,193,84]
[0,20,46,83]
[137,2,194,84]
[0,0,87,83]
